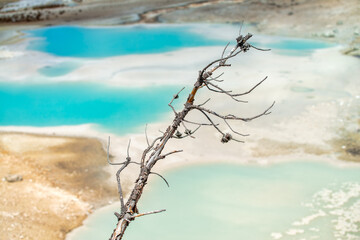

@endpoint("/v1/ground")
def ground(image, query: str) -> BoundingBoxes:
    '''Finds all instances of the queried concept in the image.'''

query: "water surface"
[25,25,334,58]
[26,25,227,58]
[0,82,180,134]
[67,162,360,240]
[252,37,334,56]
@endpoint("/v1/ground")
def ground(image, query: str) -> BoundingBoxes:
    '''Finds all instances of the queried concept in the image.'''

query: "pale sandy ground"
[0,1,359,240]
[0,132,119,240]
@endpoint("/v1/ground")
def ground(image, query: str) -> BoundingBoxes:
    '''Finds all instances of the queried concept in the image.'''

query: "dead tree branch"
[108,31,273,240]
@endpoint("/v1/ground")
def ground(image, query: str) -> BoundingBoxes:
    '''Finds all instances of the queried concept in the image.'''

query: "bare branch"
[183,118,215,126]
[181,121,190,133]
[185,125,201,136]
[141,136,163,168]
[200,49,242,80]
[180,121,201,139]
[250,44,271,51]
[204,76,268,102]
[168,87,185,114]
[197,109,225,136]
[133,209,166,219]
[231,76,268,97]
[116,166,126,215]
[231,138,245,143]
[150,171,170,187]
[157,150,183,160]
[211,72,224,81]
[108,137,135,165]
[205,81,232,93]
[221,42,230,60]
[126,139,131,160]
[205,81,248,103]
[145,124,150,147]
[224,119,249,137]
[198,98,211,107]
[192,101,275,122]
[173,125,202,139]
[113,139,133,215]
[107,136,123,166]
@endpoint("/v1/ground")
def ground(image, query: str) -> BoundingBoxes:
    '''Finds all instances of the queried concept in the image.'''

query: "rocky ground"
[0,132,118,240]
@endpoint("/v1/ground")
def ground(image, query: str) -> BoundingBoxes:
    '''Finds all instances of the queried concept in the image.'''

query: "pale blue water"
[67,162,360,240]
[26,25,227,58]
[25,25,333,58]
[251,37,334,56]
[0,82,180,134]
[266,38,332,51]
[0,25,337,134]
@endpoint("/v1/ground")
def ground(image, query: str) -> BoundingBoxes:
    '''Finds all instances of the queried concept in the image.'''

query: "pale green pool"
[67,162,360,240]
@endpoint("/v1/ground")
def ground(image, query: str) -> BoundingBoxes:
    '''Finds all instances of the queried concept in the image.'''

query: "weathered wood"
[109,31,274,240]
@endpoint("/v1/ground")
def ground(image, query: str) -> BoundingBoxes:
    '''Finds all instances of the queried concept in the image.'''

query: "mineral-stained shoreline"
[0,132,118,240]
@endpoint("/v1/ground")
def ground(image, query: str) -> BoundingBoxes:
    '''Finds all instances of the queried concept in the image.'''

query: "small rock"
[5,174,23,183]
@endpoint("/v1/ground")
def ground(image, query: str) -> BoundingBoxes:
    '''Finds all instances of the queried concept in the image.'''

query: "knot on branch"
[124,213,135,222]
[221,133,232,143]
[236,33,252,52]
[114,211,122,221]
[175,131,182,138]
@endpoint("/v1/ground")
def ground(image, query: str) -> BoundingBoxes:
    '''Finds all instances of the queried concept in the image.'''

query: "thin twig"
[205,81,248,103]
[224,119,249,137]
[145,124,150,147]
[198,98,211,107]
[150,172,170,187]
[192,101,275,122]
[157,150,183,160]
[231,76,268,97]
[221,42,230,60]
[183,118,215,126]
[133,209,166,218]
[198,109,225,136]
[168,87,185,114]
[250,44,271,51]
[107,136,122,165]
